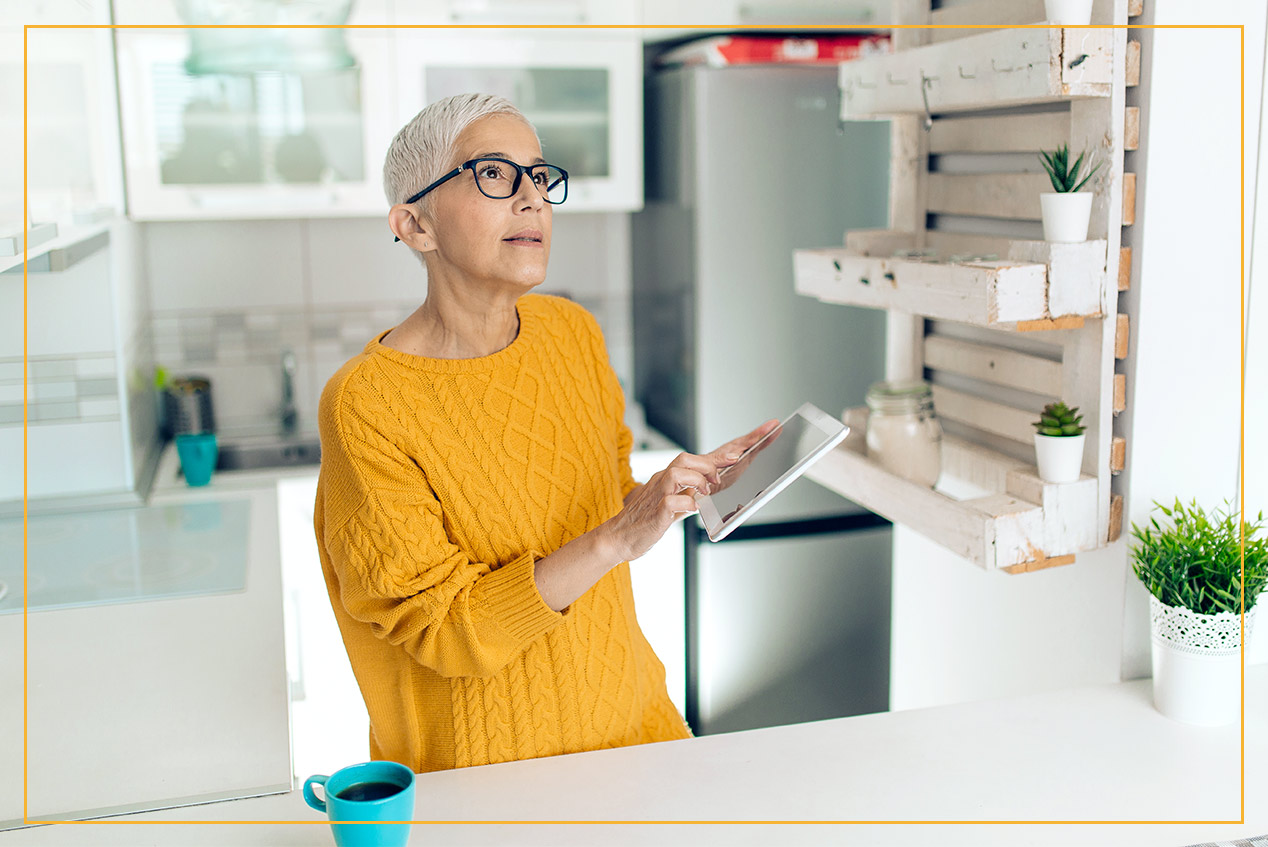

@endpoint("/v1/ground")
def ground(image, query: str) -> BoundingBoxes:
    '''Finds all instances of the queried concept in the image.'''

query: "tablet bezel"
[694,402,849,543]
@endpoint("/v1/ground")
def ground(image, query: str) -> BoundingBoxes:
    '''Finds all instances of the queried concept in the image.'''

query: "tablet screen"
[695,403,848,542]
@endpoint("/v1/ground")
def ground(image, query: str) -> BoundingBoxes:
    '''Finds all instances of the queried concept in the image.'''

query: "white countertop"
[2,666,1264,846]
[0,485,292,829]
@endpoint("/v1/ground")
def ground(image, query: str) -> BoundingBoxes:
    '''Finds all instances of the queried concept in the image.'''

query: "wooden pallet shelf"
[794,230,1108,328]
[807,417,1098,571]
[792,0,1129,569]
[838,26,1113,117]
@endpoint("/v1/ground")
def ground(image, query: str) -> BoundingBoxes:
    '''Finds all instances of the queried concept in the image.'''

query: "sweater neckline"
[366,296,537,373]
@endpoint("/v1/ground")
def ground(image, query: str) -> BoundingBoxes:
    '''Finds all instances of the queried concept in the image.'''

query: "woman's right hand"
[599,420,779,563]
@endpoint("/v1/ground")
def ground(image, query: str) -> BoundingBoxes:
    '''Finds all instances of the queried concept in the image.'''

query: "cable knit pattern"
[314,293,691,774]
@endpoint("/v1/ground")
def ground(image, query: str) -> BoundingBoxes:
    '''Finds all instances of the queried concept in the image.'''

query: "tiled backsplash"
[0,355,120,426]
[146,215,634,434]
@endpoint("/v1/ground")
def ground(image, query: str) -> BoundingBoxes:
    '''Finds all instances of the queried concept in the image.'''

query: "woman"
[314,93,774,774]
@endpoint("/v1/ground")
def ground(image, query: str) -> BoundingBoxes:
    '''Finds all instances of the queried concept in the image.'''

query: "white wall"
[1248,17,1268,551]
[891,3,1267,712]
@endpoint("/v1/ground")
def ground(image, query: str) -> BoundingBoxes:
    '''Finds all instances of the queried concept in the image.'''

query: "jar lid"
[866,380,933,413]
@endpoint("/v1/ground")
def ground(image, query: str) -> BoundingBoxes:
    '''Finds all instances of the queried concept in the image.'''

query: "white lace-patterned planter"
[1149,595,1259,726]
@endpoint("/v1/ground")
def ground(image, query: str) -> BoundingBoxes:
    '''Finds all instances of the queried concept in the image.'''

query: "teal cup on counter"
[304,760,415,847]
[175,433,218,487]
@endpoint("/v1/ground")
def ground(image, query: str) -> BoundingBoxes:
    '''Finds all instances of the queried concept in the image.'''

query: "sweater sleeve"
[318,375,564,680]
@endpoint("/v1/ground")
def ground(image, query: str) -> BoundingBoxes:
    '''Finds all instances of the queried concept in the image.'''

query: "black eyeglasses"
[394,157,569,242]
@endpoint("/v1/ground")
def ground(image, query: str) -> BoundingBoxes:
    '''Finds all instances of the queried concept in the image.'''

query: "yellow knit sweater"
[314,293,691,773]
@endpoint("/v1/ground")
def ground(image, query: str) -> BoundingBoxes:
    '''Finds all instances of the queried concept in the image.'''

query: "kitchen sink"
[213,434,322,472]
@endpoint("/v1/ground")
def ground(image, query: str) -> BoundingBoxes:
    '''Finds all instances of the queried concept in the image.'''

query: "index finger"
[709,419,780,463]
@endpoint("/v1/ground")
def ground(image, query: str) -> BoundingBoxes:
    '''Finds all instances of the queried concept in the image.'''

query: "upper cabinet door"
[391,0,637,26]
[115,26,396,220]
[1,0,123,229]
[394,32,643,212]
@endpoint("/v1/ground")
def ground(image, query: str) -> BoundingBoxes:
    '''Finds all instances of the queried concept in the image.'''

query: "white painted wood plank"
[1061,28,1115,88]
[798,239,1108,325]
[929,112,1068,154]
[879,114,926,391]
[922,232,1016,260]
[818,424,1098,564]
[845,230,921,255]
[930,384,1036,444]
[926,173,1051,220]
[887,312,925,382]
[1065,6,1126,543]
[964,493,1048,568]
[850,236,1107,320]
[806,440,1028,569]
[891,0,932,52]
[795,247,1048,325]
[1006,468,1100,553]
[888,115,926,243]
[839,27,1110,117]
[940,433,1029,493]
[1009,238,1108,317]
[924,334,1063,395]
[1061,319,1115,539]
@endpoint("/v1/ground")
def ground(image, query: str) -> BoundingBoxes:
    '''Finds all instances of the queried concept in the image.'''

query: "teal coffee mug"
[303,761,415,847]
[175,433,218,487]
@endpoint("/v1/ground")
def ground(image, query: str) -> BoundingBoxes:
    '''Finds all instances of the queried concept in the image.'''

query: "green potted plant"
[1038,144,1102,243]
[1131,499,1267,726]
[1031,400,1086,483]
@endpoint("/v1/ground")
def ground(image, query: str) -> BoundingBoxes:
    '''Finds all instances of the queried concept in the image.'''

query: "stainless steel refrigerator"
[632,63,893,736]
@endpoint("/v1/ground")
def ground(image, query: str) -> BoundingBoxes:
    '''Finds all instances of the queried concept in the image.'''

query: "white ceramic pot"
[1149,595,1258,726]
[1033,432,1085,483]
[1040,192,1093,242]
[1044,0,1093,26]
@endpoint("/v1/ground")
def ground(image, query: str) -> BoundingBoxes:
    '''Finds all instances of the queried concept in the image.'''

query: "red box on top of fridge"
[655,34,891,68]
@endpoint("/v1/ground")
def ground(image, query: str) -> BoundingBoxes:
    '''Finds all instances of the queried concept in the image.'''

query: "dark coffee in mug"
[304,760,415,847]
[335,781,403,803]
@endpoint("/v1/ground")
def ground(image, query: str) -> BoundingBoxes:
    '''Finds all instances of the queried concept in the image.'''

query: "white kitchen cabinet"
[395,31,643,212]
[1,486,292,827]
[390,0,638,26]
[0,1,124,229]
[110,0,392,26]
[115,26,397,219]
[276,473,372,782]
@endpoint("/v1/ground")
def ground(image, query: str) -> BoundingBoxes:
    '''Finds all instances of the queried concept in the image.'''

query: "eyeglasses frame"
[393,157,569,242]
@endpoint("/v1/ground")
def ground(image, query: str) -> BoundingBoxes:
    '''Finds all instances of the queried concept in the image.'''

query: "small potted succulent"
[1038,144,1102,243]
[1031,400,1086,483]
[1131,499,1267,726]
[1044,0,1093,26]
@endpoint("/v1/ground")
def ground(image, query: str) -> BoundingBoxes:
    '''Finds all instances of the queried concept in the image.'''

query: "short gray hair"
[382,93,537,221]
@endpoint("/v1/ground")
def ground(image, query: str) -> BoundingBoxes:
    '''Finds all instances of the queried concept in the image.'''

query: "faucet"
[280,349,298,435]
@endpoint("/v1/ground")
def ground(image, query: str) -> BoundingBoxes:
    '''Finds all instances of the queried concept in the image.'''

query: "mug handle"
[302,774,329,813]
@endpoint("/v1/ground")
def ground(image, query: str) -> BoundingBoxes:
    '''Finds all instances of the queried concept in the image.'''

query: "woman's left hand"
[599,420,779,563]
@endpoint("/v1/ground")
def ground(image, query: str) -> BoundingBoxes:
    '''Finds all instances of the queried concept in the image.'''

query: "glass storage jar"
[865,380,942,487]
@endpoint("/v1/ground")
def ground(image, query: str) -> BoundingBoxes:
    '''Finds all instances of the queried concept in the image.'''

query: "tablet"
[695,402,849,542]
